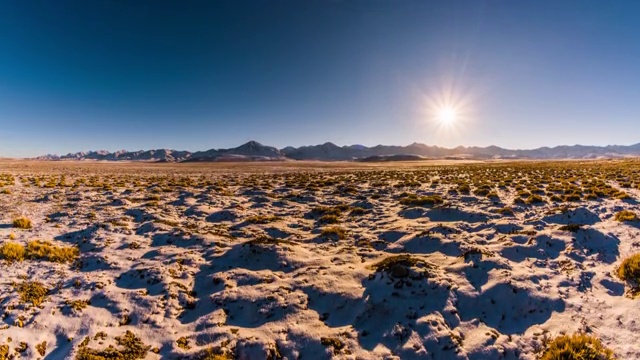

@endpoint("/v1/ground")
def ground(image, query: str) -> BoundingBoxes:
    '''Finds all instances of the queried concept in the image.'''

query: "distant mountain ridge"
[34,141,640,162]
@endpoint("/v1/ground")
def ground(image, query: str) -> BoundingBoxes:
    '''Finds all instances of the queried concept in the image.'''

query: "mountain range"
[34,140,640,162]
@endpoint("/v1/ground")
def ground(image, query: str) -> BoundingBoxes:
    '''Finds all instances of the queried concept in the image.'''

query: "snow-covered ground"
[0,160,638,359]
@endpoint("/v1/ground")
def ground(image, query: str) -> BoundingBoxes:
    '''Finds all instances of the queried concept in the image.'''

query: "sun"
[437,107,457,124]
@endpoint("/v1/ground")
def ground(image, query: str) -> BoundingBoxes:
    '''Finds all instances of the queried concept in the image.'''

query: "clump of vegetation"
[349,207,369,216]
[457,183,471,194]
[176,336,190,350]
[196,348,234,360]
[0,241,78,263]
[615,210,637,222]
[399,194,443,207]
[311,204,350,217]
[26,240,79,263]
[526,194,545,204]
[0,242,25,262]
[36,341,47,356]
[372,254,420,272]
[76,330,151,360]
[15,281,48,306]
[66,299,90,312]
[617,253,640,284]
[0,344,8,360]
[371,254,428,278]
[539,333,613,360]
[246,215,281,224]
[320,226,347,240]
[320,337,344,355]
[246,235,293,247]
[319,214,340,224]
[12,217,32,229]
[559,224,582,232]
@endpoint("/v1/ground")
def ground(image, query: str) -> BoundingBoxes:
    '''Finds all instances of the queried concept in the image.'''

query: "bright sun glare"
[437,107,457,124]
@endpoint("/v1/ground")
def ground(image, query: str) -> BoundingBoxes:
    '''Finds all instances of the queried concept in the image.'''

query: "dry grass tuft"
[371,254,427,278]
[540,333,613,360]
[76,330,151,360]
[0,241,78,263]
[12,217,32,229]
[399,194,443,207]
[618,253,640,284]
[320,337,344,355]
[15,281,48,306]
[320,226,347,240]
[26,240,79,263]
[615,210,637,222]
[0,242,25,262]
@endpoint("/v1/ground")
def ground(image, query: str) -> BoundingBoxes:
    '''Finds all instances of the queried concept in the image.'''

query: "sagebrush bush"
[540,333,613,360]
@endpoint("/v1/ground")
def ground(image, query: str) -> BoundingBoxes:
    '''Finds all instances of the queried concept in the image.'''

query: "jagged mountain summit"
[186,141,286,162]
[34,141,640,162]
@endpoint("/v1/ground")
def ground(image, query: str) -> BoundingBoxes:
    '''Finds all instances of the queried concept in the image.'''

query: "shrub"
[372,254,421,273]
[26,240,79,263]
[349,207,368,216]
[615,210,637,222]
[176,336,190,350]
[76,331,151,360]
[526,194,545,204]
[399,194,443,207]
[196,348,234,360]
[320,337,344,355]
[0,345,8,360]
[563,194,581,202]
[321,226,347,240]
[246,215,281,224]
[12,217,32,229]
[15,281,48,306]
[66,299,90,312]
[457,183,471,194]
[311,205,350,217]
[540,333,613,360]
[319,214,340,224]
[486,191,500,199]
[36,341,47,356]
[0,242,25,262]
[559,224,582,232]
[618,253,640,284]
[246,235,293,247]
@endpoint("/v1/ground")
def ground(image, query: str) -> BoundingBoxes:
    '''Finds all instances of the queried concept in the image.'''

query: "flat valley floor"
[0,159,638,359]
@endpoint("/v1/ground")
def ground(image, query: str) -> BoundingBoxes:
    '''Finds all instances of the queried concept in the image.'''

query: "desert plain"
[0,159,638,359]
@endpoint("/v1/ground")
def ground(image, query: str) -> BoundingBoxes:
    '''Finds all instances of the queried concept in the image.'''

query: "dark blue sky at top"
[1,1,640,156]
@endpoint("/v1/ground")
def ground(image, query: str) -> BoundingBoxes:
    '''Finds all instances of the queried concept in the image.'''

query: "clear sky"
[1,1,639,157]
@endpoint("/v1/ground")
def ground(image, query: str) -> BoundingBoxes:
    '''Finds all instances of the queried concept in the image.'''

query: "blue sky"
[1,1,639,157]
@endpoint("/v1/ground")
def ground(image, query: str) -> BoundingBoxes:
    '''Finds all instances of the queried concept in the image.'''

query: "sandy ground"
[0,159,638,359]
